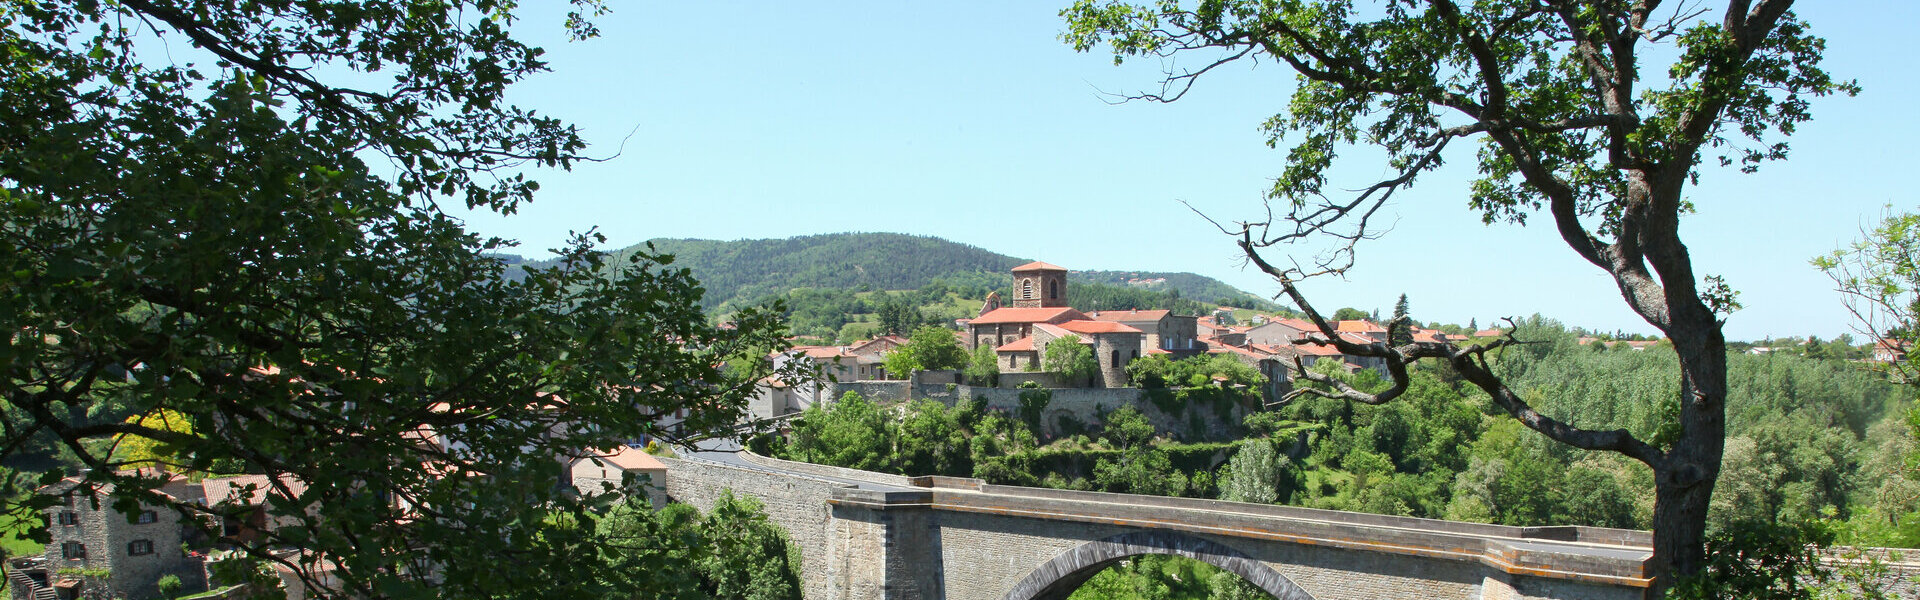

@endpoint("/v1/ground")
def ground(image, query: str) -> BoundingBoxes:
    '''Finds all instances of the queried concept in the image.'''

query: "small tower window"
[1021,279,1033,299]
[1111,350,1121,368]
[1047,279,1059,299]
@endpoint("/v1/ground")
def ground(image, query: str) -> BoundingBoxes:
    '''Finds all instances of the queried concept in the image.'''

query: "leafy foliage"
[1044,336,1100,384]
[1126,354,1265,389]
[0,3,787,598]
[1063,0,1857,590]
[966,345,1001,387]
[591,492,802,600]
[1066,554,1271,600]
[882,326,969,376]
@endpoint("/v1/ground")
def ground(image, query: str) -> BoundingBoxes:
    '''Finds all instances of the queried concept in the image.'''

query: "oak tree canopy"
[1063,0,1854,592]
[1,2,786,598]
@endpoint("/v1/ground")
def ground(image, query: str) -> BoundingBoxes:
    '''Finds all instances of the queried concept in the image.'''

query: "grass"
[0,513,45,559]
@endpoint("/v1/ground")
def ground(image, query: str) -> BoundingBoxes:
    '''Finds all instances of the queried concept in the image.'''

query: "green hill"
[518,232,1277,312]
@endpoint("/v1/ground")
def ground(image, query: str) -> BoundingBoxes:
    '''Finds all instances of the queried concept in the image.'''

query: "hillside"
[525,233,1278,311]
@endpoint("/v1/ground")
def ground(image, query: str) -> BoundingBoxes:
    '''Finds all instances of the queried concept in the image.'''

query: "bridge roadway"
[668,440,1658,600]
[685,438,918,493]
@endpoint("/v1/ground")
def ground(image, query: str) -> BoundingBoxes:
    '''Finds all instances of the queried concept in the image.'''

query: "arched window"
[1021,279,1033,299]
[1047,279,1059,299]
[1111,350,1121,367]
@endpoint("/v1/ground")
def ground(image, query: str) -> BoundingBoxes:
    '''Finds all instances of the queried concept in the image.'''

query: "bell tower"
[1009,261,1067,308]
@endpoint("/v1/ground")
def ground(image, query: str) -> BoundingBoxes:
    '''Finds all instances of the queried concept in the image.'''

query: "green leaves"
[1,3,793,599]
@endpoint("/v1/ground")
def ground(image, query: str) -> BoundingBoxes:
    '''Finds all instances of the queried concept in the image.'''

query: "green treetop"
[0,3,787,599]
[883,326,970,377]
[1043,335,1100,385]
[1064,0,1855,592]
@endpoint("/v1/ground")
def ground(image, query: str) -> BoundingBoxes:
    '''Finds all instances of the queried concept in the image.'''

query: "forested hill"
[522,233,1275,311]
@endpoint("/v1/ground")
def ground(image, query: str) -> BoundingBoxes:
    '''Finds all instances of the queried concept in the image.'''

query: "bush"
[156,574,184,600]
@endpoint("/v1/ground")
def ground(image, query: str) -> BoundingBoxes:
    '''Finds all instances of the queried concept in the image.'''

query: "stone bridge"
[663,450,1660,600]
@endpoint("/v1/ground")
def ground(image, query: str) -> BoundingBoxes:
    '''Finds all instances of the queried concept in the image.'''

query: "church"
[965,262,1199,388]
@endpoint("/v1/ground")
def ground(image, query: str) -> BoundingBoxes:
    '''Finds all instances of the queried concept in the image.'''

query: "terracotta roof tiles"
[970,307,1088,325]
[1057,320,1143,335]
[1011,261,1068,272]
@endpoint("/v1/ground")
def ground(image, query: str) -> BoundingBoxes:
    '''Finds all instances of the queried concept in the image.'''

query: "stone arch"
[1001,530,1315,600]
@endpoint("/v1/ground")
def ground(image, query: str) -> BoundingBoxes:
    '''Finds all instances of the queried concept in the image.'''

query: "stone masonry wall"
[43,490,198,600]
[661,457,848,600]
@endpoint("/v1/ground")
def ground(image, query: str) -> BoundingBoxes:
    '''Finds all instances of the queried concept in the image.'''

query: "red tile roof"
[587,446,667,472]
[1057,320,1143,335]
[995,337,1037,352]
[1089,309,1170,323]
[970,306,1088,325]
[1292,342,1346,356]
[1335,320,1386,333]
[1011,261,1067,272]
[1473,328,1507,338]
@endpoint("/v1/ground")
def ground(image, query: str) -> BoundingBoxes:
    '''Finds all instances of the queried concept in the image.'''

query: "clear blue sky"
[450,2,1917,342]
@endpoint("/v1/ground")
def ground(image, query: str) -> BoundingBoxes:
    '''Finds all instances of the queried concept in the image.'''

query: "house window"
[61,542,85,559]
[127,540,153,556]
[57,511,77,526]
[135,510,157,524]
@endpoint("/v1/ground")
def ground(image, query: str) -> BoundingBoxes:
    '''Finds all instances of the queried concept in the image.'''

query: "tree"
[788,392,892,472]
[1817,210,1920,380]
[1331,308,1371,322]
[1043,335,1099,385]
[875,295,926,336]
[965,344,1001,387]
[0,3,789,599]
[1389,294,1413,347]
[1065,0,1854,591]
[592,493,803,600]
[1219,440,1284,504]
[882,326,969,377]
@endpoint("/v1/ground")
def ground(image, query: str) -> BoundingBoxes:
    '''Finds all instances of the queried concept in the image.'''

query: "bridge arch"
[1000,530,1316,600]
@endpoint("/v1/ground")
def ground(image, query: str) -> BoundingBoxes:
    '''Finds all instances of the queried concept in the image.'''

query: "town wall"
[824,381,1249,441]
[660,457,852,600]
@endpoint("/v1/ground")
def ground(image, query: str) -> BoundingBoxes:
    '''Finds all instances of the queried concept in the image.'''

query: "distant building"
[11,471,311,600]
[568,446,669,508]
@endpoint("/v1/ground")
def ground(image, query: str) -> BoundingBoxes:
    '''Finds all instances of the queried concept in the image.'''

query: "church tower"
[1009,261,1067,308]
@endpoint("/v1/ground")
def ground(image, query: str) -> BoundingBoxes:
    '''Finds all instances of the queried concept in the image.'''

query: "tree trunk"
[1646,314,1729,598]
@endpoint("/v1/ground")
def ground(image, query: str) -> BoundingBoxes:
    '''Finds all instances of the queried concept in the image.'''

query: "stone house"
[1086,310,1201,356]
[12,470,308,600]
[568,446,669,508]
[1243,318,1318,346]
[965,262,1162,388]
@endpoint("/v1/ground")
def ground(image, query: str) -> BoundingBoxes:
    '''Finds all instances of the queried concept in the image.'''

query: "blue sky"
[450,2,1917,342]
